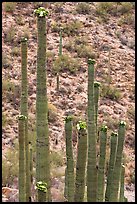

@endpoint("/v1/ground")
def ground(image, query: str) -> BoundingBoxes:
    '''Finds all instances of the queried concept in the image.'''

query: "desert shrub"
[48,103,58,123]
[75,44,96,59]
[4,25,16,43]
[15,15,25,26]
[101,84,121,101]
[2,53,12,69]
[76,2,91,14]
[50,150,65,167]
[2,148,19,186]
[11,47,20,57]
[2,113,7,127]
[62,20,83,36]
[53,54,81,74]
[3,2,16,13]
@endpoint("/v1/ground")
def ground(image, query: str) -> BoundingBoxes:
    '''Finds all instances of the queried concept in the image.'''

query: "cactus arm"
[18,115,27,202]
[119,164,125,202]
[87,58,97,202]
[65,116,74,202]
[97,125,108,202]
[74,121,87,202]
[34,7,51,202]
[105,132,118,201]
[109,121,126,201]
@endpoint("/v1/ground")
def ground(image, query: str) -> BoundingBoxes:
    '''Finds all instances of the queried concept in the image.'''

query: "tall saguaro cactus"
[34,7,51,202]
[20,37,30,201]
[18,115,27,202]
[105,132,118,202]
[87,58,97,202]
[109,121,126,202]
[65,116,74,202]
[74,121,87,202]
[94,81,100,141]
[97,125,108,202]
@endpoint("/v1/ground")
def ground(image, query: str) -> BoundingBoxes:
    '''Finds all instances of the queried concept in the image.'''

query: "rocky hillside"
[2,2,135,202]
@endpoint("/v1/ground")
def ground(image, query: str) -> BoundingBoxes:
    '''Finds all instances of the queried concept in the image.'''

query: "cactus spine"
[97,125,108,202]
[87,58,97,202]
[109,121,126,202]
[105,132,118,201]
[34,7,51,202]
[119,164,125,202]
[74,121,87,202]
[20,37,30,201]
[65,116,74,202]
[18,115,27,202]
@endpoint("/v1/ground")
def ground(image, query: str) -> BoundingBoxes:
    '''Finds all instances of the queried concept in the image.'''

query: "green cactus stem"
[74,121,87,202]
[29,142,33,202]
[109,121,126,202]
[18,115,27,202]
[119,164,125,202]
[65,115,74,202]
[105,132,118,202]
[34,7,51,202]
[56,72,59,92]
[94,81,100,141]
[87,58,97,202]
[20,37,30,201]
[97,125,108,202]
[64,167,68,200]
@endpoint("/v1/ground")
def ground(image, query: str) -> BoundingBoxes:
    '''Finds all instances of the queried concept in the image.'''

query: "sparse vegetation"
[2,147,19,186]
[63,20,83,36]
[3,2,16,13]
[53,54,81,74]
[11,47,20,56]
[4,25,16,43]
[48,103,58,123]
[2,53,12,69]
[76,2,91,14]
[101,84,122,101]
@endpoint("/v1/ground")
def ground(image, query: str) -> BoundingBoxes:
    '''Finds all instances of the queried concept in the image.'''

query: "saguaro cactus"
[94,81,100,141]
[109,121,126,202]
[97,125,108,202]
[34,7,51,202]
[20,37,30,201]
[18,115,27,202]
[87,58,97,202]
[74,121,87,202]
[65,115,74,202]
[105,132,118,202]
[119,164,125,202]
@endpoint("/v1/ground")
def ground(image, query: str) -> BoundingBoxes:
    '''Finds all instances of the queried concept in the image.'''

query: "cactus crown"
[21,37,28,42]
[34,7,49,17]
[88,58,96,65]
[36,181,47,193]
[119,121,126,127]
[94,81,101,87]
[111,132,118,137]
[65,115,73,122]
[100,125,107,132]
[18,115,27,120]
[77,121,87,130]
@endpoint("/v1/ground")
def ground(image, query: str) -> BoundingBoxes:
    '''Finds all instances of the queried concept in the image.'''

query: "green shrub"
[2,147,19,186]
[2,53,12,68]
[53,54,81,74]
[3,2,16,13]
[50,151,65,167]
[63,20,83,36]
[2,113,7,127]
[15,15,25,26]
[2,80,15,93]
[76,44,96,59]
[4,25,16,43]
[48,103,58,123]
[76,2,91,14]
[11,47,20,56]
[101,84,121,101]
